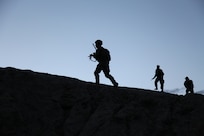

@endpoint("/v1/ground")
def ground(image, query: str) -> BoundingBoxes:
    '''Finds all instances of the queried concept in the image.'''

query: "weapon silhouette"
[88,43,97,62]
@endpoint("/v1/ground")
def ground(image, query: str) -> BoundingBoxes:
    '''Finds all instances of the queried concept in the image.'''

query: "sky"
[0,0,204,95]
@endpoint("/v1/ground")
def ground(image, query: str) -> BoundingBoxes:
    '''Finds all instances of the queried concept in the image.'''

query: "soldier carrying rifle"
[152,65,164,92]
[89,40,118,87]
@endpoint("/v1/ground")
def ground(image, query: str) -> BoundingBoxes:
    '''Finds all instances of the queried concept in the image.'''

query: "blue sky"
[0,0,204,94]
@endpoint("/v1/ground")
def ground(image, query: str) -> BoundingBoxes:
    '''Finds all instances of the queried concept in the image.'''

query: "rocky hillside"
[0,67,204,136]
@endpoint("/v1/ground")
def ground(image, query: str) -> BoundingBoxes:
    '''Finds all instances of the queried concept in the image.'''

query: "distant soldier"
[89,40,118,87]
[152,65,164,92]
[184,76,194,94]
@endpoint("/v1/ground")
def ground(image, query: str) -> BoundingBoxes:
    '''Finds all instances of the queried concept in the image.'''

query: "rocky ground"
[0,67,204,136]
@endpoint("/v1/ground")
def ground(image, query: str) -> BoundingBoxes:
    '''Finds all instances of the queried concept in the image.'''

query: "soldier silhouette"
[152,65,164,92]
[89,40,118,87]
[184,76,194,94]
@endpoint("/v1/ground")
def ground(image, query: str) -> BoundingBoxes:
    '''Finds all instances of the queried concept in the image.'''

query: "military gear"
[95,47,111,62]
[89,40,118,87]
[95,40,103,45]
[184,77,194,94]
[152,65,165,92]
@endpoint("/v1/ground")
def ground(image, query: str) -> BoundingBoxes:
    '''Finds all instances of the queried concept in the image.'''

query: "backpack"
[100,48,111,62]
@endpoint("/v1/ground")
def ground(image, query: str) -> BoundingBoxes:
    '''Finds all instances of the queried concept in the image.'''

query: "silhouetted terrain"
[0,67,204,136]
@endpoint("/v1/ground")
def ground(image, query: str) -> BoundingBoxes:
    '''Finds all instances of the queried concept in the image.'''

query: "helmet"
[95,40,103,45]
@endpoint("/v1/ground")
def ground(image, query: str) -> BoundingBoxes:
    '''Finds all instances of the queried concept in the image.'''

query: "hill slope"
[0,67,204,136]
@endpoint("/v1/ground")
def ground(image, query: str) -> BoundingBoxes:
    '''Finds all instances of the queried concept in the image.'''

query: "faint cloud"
[196,90,204,95]
[166,88,185,95]
[166,88,204,95]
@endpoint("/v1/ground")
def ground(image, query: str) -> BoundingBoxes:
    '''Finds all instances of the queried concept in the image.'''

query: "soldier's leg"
[94,64,102,85]
[103,65,118,87]
[186,89,189,95]
[191,89,194,94]
[160,79,164,92]
[155,78,159,90]
[105,73,118,87]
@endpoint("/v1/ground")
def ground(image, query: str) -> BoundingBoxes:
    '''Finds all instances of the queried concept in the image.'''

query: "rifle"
[92,43,97,50]
[89,43,97,62]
